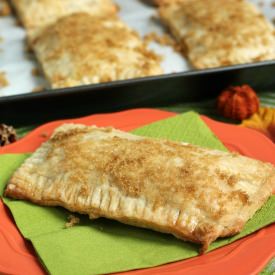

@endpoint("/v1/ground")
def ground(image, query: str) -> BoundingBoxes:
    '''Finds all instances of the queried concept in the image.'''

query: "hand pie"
[153,0,180,6]
[158,0,275,69]
[0,0,11,16]
[5,124,275,253]
[30,13,163,88]
[10,0,117,30]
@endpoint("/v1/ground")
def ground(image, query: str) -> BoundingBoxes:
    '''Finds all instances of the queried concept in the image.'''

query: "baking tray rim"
[1,59,275,104]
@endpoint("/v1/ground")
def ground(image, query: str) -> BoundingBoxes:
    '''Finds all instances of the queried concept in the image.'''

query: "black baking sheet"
[0,60,275,126]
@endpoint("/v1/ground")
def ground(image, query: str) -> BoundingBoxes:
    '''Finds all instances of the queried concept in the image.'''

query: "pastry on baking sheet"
[158,0,275,69]
[10,0,117,30]
[153,0,180,6]
[0,0,11,16]
[5,124,275,253]
[30,13,163,88]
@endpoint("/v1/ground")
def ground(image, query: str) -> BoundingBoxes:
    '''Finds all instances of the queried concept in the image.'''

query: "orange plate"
[0,109,274,275]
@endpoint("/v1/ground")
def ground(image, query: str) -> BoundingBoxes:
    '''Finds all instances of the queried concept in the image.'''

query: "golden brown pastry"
[153,0,181,6]
[0,0,11,16]
[10,0,117,30]
[158,0,275,68]
[5,124,275,253]
[30,13,163,88]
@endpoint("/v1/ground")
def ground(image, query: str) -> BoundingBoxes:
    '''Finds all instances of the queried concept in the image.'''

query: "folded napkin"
[0,112,274,275]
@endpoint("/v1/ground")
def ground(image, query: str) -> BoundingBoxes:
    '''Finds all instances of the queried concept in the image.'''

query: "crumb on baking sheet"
[32,85,45,93]
[24,43,33,53]
[31,67,41,76]
[272,1,275,7]
[65,215,80,228]
[144,32,181,52]
[0,0,11,16]
[115,3,120,11]
[257,1,264,7]
[0,72,9,88]
[14,17,23,26]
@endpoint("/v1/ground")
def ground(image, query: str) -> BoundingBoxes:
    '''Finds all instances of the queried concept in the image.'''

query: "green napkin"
[0,112,274,275]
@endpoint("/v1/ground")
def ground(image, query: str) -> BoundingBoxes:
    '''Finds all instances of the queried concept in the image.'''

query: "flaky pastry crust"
[10,0,117,30]
[30,13,163,88]
[158,0,275,68]
[5,124,275,253]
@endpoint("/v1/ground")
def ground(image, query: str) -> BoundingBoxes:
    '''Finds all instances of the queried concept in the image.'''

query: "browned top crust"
[153,0,182,6]
[10,0,117,30]
[5,124,275,253]
[158,0,275,68]
[31,13,163,88]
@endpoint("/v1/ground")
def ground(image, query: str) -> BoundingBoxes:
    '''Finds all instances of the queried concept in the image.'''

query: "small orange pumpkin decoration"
[217,85,260,120]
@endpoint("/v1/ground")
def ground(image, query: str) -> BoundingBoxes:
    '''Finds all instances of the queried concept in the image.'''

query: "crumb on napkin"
[65,215,80,228]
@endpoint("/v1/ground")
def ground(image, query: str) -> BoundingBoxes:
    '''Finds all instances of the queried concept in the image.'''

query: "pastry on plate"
[10,0,117,30]
[30,13,163,88]
[158,0,275,68]
[5,124,275,253]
